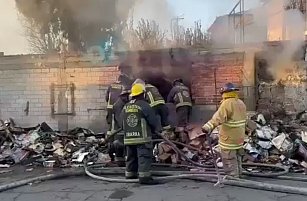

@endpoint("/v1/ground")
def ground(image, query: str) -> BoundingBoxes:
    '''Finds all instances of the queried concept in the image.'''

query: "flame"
[279,72,307,87]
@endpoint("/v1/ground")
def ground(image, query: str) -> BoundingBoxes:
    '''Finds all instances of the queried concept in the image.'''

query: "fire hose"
[96,129,288,177]
[85,165,307,196]
[151,138,289,177]
[0,131,304,195]
[0,165,307,196]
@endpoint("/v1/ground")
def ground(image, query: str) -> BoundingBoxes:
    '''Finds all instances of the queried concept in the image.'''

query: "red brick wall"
[191,53,245,105]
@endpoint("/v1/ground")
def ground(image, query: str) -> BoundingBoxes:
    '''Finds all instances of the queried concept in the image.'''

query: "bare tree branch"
[123,18,166,50]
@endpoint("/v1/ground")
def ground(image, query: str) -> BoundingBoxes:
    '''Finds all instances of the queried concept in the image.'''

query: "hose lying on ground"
[1,166,307,196]
[0,133,292,193]
[156,136,289,177]
[191,176,307,196]
[85,164,307,196]
[0,170,85,193]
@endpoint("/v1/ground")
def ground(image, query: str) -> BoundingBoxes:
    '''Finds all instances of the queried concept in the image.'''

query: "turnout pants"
[220,148,244,178]
[108,135,125,164]
[125,143,152,181]
[153,104,171,130]
[176,106,191,127]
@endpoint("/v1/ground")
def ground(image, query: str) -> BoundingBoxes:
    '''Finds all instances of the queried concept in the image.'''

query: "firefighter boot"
[139,177,160,185]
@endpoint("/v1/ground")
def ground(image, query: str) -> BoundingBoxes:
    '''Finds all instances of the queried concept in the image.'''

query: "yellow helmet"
[130,83,145,97]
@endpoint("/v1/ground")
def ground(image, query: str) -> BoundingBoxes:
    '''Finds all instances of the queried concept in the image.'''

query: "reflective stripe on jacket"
[203,97,247,150]
[167,84,192,108]
[123,99,158,145]
[145,84,165,107]
[106,83,123,109]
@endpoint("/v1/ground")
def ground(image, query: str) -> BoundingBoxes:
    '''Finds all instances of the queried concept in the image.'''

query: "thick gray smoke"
[15,0,137,51]
[265,0,306,81]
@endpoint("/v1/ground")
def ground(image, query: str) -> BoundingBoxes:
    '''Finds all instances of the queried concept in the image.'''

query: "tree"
[15,0,135,54]
[19,15,67,54]
[173,20,211,48]
[134,19,166,49]
[285,0,306,13]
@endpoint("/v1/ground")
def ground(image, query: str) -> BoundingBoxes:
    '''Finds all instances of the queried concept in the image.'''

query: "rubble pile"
[245,113,307,172]
[153,113,307,173]
[154,125,219,166]
[1,114,307,173]
[0,119,105,168]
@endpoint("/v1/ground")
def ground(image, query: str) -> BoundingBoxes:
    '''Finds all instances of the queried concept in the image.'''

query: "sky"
[168,0,261,28]
[0,0,261,55]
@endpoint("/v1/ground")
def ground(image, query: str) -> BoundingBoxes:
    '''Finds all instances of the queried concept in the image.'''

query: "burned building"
[0,48,256,132]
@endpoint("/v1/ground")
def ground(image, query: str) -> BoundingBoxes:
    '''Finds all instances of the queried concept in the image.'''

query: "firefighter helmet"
[173,78,183,86]
[220,83,239,94]
[133,78,145,86]
[130,83,145,97]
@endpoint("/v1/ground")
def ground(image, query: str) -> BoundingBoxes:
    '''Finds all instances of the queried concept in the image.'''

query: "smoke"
[132,0,173,31]
[15,0,138,51]
[265,0,306,81]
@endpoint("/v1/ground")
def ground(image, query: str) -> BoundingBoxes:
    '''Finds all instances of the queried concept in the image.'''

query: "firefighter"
[167,79,192,128]
[145,82,171,131]
[105,74,127,140]
[106,74,132,140]
[122,83,160,185]
[133,79,171,131]
[132,78,146,89]
[107,89,130,167]
[202,83,247,178]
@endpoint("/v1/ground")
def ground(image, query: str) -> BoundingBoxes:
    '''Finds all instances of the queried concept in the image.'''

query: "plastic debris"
[302,131,307,143]
[0,119,104,168]
[257,114,267,125]
[255,126,276,140]
[271,133,293,152]
[257,141,272,149]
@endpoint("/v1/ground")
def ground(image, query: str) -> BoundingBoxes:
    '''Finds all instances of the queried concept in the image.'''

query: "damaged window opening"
[50,83,75,116]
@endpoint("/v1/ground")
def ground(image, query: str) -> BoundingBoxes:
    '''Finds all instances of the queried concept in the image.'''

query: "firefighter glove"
[201,126,211,134]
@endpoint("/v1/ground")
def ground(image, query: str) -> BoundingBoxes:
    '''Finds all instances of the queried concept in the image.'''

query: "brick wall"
[191,52,245,105]
[0,55,119,132]
[0,51,248,131]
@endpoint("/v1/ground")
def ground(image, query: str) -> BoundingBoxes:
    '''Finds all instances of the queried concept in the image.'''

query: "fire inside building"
[1,0,307,195]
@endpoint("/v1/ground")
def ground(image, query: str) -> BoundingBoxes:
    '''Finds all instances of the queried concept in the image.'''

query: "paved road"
[1,176,307,201]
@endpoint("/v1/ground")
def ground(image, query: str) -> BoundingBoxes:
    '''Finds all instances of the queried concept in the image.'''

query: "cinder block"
[50,68,58,73]
[29,99,39,103]
[41,69,50,73]
[65,68,75,73]
[74,68,84,73]
[32,69,42,73]
[7,108,20,112]
[90,67,103,72]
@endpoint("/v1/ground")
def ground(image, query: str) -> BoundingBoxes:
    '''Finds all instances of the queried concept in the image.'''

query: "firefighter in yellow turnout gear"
[123,83,160,185]
[202,83,247,178]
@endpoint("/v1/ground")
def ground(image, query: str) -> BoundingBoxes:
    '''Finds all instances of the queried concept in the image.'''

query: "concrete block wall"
[66,66,119,131]
[0,68,60,127]
[257,62,307,116]
[0,55,119,132]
